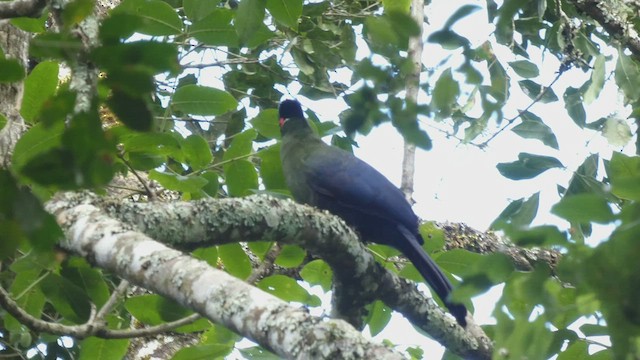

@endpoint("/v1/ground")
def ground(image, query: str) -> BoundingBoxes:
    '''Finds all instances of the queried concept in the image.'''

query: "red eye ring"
[279,117,287,127]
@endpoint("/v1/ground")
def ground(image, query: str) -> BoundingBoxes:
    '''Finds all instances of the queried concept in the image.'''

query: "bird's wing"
[303,146,420,233]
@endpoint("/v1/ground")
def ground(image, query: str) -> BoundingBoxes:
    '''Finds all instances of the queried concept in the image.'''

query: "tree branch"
[44,194,404,359]
[0,0,47,19]
[60,192,492,359]
[568,0,640,60]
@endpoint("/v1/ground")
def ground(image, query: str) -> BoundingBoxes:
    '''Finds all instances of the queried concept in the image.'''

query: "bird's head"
[278,99,305,128]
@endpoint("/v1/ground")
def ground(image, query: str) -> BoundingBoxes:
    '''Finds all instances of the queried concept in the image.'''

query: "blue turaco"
[278,99,467,326]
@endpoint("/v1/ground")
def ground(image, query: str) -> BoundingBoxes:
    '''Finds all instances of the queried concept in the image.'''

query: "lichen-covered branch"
[0,0,47,19]
[441,222,561,271]
[569,0,640,60]
[45,193,403,360]
[57,192,492,359]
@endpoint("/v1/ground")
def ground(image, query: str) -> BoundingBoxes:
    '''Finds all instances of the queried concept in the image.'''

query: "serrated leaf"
[21,61,59,123]
[218,243,252,279]
[190,9,239,47]
[172,85,237,116]
[497,153,563,180]
[257,275,321,306]
[266,0,302,30]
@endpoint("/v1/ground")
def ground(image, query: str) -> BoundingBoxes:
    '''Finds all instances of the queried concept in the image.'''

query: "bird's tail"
[397,226,468,327]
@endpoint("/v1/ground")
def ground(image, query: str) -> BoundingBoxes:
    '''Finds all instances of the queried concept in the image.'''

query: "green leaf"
[509,60,539,78]
[200,171,220,197]
[125,294,193,324]
[250,109,280,139]
[557,341,589,360]
[266,0,302,30]
[21,61,59,123]
[584,55,605,104]
[183,0,218,21]
[608,152,640,201]
[218,243,252,279]
[492,192,540,229]
[508,225,568,247]
[224,129,257,160]
[552,194,615,224]
[274,245,306,268]
[3,269,46,333]
[497,153,563,180]
[79,338,129,360]
[436,248,484,276]
[172,344,233,360]
[236,0,266,45]
[29,33,83,61]
[172,85,238,116]
[603,118,632,147]
[615,50,640,102]
[300,259,332,292]
[511,111,559,149]
[62,0,96,28]
[61,260,110,308]
[224,160,258,196]
[563,87,586,127]
[443,4,481,29]
[190,9,239,47]
[366,300,392,336]
[114,0,182,36]
[107,90,153,131]
[518,80,558,103]
[257,144,286,190]
[432,68,460,117]
[0,58,25,82]
[149,170,208,193]
[183,134,213,170]
[418,221,446,253]
[40,273,91,324]
[257,275,321,306]
[10,10,48,33]
[12,122,65,171]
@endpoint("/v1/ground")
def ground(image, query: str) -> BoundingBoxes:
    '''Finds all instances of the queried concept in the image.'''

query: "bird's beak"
[279,117,288,127]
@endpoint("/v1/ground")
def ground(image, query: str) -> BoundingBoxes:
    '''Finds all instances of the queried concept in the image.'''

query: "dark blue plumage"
[278,99,467,326]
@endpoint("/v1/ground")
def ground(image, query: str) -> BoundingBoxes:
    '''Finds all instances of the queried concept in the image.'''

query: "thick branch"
[44,194,404,359]
[569,0,640,60]
[0,0,47,19]
[65,192,492,359]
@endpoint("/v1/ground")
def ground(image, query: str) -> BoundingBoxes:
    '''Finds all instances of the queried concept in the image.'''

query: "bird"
[278,99,468,326]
